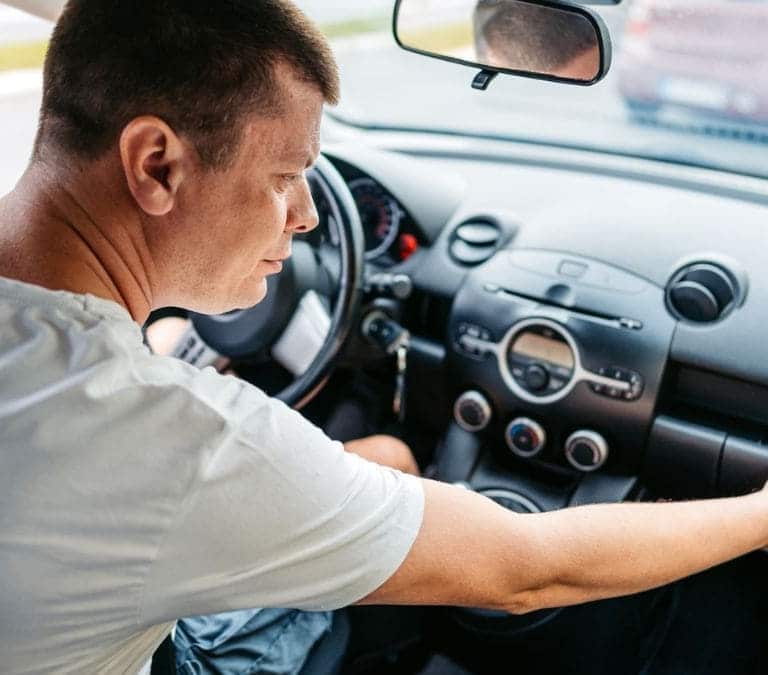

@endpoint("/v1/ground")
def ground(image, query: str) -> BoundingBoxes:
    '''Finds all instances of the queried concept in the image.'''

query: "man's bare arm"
[359,479,768,614]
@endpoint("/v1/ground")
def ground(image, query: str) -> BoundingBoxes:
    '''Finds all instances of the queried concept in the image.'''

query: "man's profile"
[473,0,600,80]
[2,2,768,674]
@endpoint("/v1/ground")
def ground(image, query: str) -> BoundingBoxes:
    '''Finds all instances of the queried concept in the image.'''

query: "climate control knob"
[453,391,492,432]
[565,431,609,472]
[505,418,547,458]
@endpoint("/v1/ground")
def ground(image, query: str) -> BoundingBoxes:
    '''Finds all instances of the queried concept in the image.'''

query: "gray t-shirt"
[0,277,424,674]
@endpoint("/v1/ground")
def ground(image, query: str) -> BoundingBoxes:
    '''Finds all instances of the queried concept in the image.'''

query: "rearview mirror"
[393,0,611,88]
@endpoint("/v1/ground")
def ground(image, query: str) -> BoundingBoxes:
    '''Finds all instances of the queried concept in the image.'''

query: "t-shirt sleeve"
[139,373,424,625]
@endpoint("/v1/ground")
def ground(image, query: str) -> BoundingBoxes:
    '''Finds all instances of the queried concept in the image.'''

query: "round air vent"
[449,220,501,266]
[666,263,738,323]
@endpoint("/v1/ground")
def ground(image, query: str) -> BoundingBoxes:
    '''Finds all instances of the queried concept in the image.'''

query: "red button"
[399,233,418,261]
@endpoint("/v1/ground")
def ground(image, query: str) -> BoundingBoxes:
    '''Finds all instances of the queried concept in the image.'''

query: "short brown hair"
[475,1,597,73]
[35,0,339,168]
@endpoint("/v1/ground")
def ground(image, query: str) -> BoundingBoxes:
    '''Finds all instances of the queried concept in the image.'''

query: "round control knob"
[505,417,547,458]
[565,430,609,472]
[524,364,550,392]
[453,391,492,432]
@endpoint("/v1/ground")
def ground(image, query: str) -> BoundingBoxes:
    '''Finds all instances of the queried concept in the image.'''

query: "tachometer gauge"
[349,177,403,261]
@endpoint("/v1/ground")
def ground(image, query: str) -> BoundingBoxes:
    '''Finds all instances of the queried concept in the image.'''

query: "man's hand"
[145,316,232,372]
[344,436,420,476]
[145,317,191,357]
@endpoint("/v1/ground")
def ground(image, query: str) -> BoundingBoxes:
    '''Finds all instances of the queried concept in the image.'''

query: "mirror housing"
[393,0,612,88]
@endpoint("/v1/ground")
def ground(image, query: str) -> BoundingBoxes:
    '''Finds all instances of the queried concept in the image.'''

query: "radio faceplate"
[447,249,676,475]
[456,317,640,405]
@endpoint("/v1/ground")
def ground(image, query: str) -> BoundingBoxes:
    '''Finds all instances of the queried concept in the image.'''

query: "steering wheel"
[189,155,365,409]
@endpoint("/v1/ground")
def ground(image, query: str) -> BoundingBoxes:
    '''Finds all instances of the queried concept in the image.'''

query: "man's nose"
[287,177,319,234]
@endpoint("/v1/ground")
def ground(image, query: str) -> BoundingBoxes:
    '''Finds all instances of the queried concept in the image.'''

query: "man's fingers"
[145,317,191,356]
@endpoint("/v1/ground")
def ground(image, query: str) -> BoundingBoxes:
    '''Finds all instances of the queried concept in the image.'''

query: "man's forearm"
[518,492,768,612]
[360,479,768,615]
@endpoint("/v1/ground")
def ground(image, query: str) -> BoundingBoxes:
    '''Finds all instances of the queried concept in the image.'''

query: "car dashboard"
[319,137,768,515]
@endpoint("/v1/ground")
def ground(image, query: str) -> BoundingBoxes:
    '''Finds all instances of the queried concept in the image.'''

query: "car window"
[296,0,768,180]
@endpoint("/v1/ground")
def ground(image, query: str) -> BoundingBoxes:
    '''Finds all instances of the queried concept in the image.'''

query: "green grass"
[320,13,391,40]
[0,40,48,72]
[398,20,473,55]
[0,14,391,74]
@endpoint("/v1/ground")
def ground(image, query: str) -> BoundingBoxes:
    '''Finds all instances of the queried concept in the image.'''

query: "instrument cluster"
[309,171,420,266]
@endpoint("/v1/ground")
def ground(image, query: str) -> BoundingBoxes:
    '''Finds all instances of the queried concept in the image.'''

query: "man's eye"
[277,174,302,192]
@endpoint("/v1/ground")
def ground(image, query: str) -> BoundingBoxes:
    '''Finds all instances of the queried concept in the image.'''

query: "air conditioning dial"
[565,430,609,472]
[454,391,492,432]
[506,417,547,458]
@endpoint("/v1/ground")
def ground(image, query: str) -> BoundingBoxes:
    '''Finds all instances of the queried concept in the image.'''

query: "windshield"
[2,0,767,181]
[301,0,768,180]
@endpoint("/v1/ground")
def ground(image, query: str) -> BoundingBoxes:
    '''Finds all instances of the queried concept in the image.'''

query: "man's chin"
[187,279,268,315]
[227,279,269,312]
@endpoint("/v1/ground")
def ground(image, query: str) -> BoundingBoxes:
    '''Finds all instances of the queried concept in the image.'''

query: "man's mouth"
[265,249,292,264]
[263,254,290,274]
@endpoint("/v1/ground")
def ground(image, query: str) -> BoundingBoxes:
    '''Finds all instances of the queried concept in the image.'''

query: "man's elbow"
[504,581,592,615]
[504,589,547,616]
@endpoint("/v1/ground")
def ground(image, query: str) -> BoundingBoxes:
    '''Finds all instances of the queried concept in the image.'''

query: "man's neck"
[0,159,156,324]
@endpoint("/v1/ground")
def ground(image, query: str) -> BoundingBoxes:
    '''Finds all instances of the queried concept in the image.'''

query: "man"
[473,0,600,80]
[1,1,768,674]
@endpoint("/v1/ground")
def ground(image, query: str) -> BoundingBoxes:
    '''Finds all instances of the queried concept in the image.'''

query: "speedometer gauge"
[349,177,403,261]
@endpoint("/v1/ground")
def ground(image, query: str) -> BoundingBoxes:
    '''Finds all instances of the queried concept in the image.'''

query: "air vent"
[666,263,738,323]
[449,220,501,265]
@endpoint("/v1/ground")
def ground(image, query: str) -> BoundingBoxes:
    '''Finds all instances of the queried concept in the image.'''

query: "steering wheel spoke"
[313,242,343,299]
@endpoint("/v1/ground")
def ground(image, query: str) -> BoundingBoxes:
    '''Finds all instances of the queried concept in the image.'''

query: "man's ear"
[119,116,189,217]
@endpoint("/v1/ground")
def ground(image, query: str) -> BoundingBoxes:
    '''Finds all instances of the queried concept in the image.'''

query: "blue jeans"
[173,608,334,675]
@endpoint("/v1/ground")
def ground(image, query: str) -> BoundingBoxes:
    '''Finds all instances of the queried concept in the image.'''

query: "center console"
[443,248,675,481]
[432,248,676,632]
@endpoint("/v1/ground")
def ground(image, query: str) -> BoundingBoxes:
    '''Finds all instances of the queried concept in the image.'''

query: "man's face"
[169,62,323,314]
